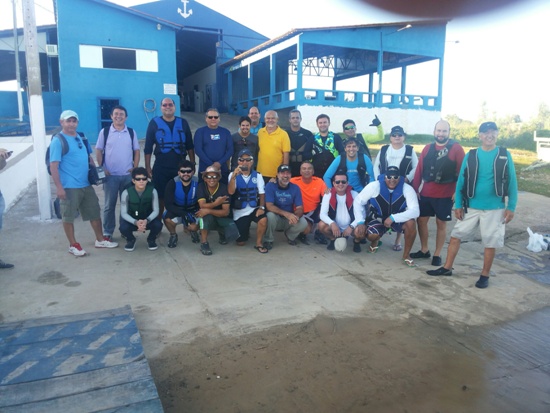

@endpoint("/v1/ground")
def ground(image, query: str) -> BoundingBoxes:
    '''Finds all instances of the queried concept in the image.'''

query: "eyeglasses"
[205,175,219,179]
[134,177,148,181]
[207,115,219,119]
[334,180,348,184]
[344,125,355,131]
[179,169,193,174]
[238,158,253,162]
[75,137,83,149]
[391,134,403,138]
[162,103,174,107]
[386,175,399,180]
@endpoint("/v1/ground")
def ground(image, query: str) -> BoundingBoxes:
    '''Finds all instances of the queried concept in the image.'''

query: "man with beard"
[311,114,344,179]
[163,160,200,248]
[411,120,465,266]
[285,109,314,177]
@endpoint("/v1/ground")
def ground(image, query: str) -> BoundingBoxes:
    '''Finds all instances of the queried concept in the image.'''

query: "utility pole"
[21,0,51,220]
[12,0,24,121]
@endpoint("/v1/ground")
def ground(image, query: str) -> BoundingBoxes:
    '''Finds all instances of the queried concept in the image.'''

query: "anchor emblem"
[177,0,193,18]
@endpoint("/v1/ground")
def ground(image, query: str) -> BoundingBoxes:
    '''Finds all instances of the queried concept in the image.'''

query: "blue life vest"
[368,175,406,221]
[154,117,187,155]
[174,179,198,210]
[234,171,259,209]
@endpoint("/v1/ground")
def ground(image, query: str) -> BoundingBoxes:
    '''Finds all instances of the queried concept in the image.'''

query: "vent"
[46,44,58,56]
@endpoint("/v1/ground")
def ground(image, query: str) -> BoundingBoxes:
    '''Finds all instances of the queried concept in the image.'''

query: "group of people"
[48,100,518,289]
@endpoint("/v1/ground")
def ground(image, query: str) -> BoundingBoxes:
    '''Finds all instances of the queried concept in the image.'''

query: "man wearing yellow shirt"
[257,110,291,183]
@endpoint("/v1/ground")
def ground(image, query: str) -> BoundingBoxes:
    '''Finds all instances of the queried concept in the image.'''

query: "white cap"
[60,110,79,121]
[334,237,347,252]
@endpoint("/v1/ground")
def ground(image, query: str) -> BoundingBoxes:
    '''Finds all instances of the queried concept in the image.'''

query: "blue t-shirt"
[265,181,303,213]
[323,154,375,192]
[49,133,92,189]
[193,126,233,174]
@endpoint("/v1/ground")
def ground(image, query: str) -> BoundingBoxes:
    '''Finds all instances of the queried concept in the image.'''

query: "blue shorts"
[418,196,453,221]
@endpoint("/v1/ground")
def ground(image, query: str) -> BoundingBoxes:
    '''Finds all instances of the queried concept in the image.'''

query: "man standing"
[194,108,233,183]
[340,116,383,160]
[285,109,314,177]
[0,148,13,268]
[318,173,358,251]
[411,120,465,266]
[50,110,118,256]
[145,97,194,215]
[257,110,291,183]
[248,106,263,135]
[228,149,268,253]
[264,164,308,249]
[311,114,344,179]
[95,105,140,241]
[163,160,201,248]
[351,166,419,265]
[231,116,258,170]
[195,166,232,256]
[427,122,518,289]
[290,161,327,244]
[323,137,374,193]
[119,167,163,252]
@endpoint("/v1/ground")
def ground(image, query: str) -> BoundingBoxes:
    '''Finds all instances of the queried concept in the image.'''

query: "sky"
[2,0,549,122]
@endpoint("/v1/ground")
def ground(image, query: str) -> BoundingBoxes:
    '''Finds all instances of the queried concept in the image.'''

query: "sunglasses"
[134,177,148,181]
[238,158,253,162]
[205,175,219,179]
[75,137,83,149]
[391,134,403,138]
[162,103,174,107]
[334,180,348,184]
[207,115,219,119]
[386,175,399,180]
[179,169,193,174]
[344,125,355,131]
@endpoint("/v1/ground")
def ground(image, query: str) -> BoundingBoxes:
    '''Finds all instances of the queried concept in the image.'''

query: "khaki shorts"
[60,187,101,223]
[450,208,505,248]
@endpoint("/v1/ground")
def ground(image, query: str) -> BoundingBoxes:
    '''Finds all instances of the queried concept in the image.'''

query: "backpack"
[100,125,135,166]
[45,132,87,175]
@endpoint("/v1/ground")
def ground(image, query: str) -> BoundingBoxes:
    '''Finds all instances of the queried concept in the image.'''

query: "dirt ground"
[150,310,550,413]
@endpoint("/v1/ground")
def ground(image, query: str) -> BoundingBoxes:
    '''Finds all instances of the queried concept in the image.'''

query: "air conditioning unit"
[46,44,58,56]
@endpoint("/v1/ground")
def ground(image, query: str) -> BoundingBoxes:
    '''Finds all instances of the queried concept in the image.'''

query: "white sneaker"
[69,243,87,256]
[95,238,119,248]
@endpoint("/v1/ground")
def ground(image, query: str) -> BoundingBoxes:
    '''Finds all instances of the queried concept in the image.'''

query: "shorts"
[450,208,505,248]
[201,215,234,232]
[418,196,453,221]
[61,187,101,223]
[303,205,321,224]
[163,208,198,226]
[234,208,267,242]
[366,219,402,237]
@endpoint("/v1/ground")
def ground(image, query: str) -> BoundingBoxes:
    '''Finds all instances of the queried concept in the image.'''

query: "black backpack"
[45,132,87,175]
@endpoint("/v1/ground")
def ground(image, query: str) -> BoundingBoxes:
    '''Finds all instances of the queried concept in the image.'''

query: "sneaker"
[147,239,158,251]
[168,234,178,248]
[124,238,136,252]
[200,242,212,255]
[431,256,442,266]
[314,230,328,245]
[0,259,15,269]
[426,266,452,276]
[218,233,228,245]
[95,237,119,248]
[353,242,361,253]
[475,276,489,289]
[68,243,87,256]
[410,250,431,259]
[287,238,297,246]
[190,231,200,244]
[327,240,335,251]
[298,234,310,245]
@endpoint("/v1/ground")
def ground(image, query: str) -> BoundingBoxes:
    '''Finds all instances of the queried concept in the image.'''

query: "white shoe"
[69,243,87,256]
[95,238,119,248]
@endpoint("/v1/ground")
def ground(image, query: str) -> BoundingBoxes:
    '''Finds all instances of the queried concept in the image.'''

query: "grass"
[367,140,550,198]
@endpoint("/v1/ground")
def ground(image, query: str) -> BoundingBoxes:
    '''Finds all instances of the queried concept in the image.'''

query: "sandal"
[254,245,269,254]
[368,244,380,253]
[403,258,416,267]
[392,243,402,251]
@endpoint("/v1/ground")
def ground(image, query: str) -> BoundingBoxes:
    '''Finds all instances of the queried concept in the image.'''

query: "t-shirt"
[231,133,259,169]
[323,155,375,193]
[49,132,92,189]
[257,126,291,178]
[95,124,140,176]
[265,181,303,213]
[290,176,326,213]
[197,181,230,210]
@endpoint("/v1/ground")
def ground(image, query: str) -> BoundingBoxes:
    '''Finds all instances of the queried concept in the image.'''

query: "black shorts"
[234,208,267,242]
[418,196,453,221]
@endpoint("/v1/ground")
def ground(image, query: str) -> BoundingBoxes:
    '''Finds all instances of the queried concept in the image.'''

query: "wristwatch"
[259,206,265,210]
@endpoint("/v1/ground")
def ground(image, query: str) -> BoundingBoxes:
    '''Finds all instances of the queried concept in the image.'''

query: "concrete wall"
[0,138,35,211]
[0,92,62,128]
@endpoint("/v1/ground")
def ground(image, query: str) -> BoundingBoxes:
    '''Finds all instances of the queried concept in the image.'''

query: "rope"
[143,99,156,122]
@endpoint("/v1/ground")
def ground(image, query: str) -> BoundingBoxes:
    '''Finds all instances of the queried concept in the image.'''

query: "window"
[79,45,158,72]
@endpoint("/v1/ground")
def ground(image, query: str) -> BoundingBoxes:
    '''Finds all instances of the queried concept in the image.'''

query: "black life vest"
[463,147,509,202]
[368,175,407,221]
[338,154,370,188]
[127,183,154,220]
[421,140,458,184]
[379,144,414,177]
[328,186,355,222]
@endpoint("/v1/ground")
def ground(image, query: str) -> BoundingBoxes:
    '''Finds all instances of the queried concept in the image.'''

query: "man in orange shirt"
[290,161,328,244]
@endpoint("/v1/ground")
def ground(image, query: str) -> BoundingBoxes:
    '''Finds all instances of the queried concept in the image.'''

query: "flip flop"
[254,245,269,254]
[368,244,380,253]
[403,258,417,267]
[393,243,402,251]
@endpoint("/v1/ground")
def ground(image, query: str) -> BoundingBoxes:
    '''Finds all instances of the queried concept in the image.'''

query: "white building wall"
[181,63,217,112]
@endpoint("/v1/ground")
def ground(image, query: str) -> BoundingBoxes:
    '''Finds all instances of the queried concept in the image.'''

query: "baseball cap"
[238,149,253,158]
[277,164,290,173]
[390,125,405,135]
[385,166,400,176]
[479,121,498,133]
[60,110,79,121]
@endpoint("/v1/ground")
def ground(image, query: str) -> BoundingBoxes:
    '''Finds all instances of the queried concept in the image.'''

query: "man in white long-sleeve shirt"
[350,166,419,266]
